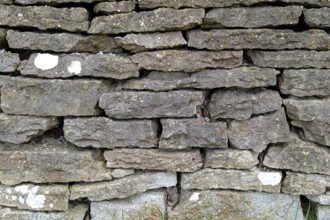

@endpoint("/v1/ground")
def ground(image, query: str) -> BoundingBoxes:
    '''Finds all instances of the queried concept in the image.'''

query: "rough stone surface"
[104,148,203,172]
[94,1,136,14]
[188,29,330,50]
[304,8,330,28]
[0,5,89,32]
[204,6,303,28]
[0,51,20,73]
[115,32,187,53]
[16,0,102,4]
[131,50,243,72]
[317,205,330,220]
[0,184,69,211]
[111,169,135,179]
[0,0,13,4]
[70,172,176,201]
[292,120,330,146]
[0,113,59,144]
[209,89,282,120]
[228,108,290,152]
[88,8,204,34]
[6,30,119,53]
[282,0,330,6]
[99,91,204,119]
[169,190,303,220]
[64,117,158,148]
[123,67,279,91]
[159,119,227,149]
[0,76,109,116]
[307,194,330,205]
[0,139,113,185]
[205,149,259,169]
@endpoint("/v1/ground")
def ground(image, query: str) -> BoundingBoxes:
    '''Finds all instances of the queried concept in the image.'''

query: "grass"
[305,202,317,220]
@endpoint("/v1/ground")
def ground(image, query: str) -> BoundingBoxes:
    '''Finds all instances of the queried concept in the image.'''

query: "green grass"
[305,202,317,220]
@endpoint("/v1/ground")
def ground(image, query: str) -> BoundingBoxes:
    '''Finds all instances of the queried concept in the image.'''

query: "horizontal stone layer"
[304,8,330,28]
[0,51,20,73]
[307,194,330,206]
[292,120,330,146]
[16,0,102,4]
[0,0,12,4]
[111,169,134,179]
[94,1,136,14]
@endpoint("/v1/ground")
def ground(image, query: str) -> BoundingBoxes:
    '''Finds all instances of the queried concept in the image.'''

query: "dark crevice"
[257,145,270,168]
[166,172,181,215]
[200,148,206,169]
[155,118,163,139]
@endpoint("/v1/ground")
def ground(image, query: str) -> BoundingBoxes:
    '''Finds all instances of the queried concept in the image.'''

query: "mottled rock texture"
[0,51,20,73]
[317,205,330,220]
[94,1,136,14]
[304,8,330,28]
[16,0,102,4]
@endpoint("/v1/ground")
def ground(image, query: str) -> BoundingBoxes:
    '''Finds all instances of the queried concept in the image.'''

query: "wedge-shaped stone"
[7,30,119,53]
[204,6,302,28]
[188,29,330,50]
[0,51,20,73]
[104,148,203,172]
[0,184,69,211]
[304,8,330,28]
[209,89,282,121]
[70,172,176,201]
[159,119,227,149]
[16,0,104,4]
[88,8,204,34]
[123,67,279,91]
[228,108,290,152]
[115,32,187,53]
[317,205,330,220]
[64,117,158,148]
[94,1,136,14]
[0,113,59,144]
[307,194,330,206]
[99,91,204,119]
[0,5,89,32]
[205,149,259,169]
[169,190,303,220]
[0,139,112,185]
[292,120,330,146]
[0,76,109,116]
[131,50,243,72]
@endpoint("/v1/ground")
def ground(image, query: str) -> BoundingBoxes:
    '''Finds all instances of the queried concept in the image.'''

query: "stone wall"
[0,0,329,219]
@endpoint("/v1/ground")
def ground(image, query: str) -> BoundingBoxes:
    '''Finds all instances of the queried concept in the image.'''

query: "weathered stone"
[104,148,203,172]
[88,8,204,34]
[282,0,330,6]
[131,50,243,72]
[111,169,135,179]
[205,149,259,169]
[0,184,69,211]
[304,8,330,28]
[181,168,282,193]
[264,136,330,175]
[64,117,158,148]
[6,30,119,53]
[19,53,138,79]
[91,190,166,220]
[209,89,282,120]
[292,120,330,146]
[99,91,203,119]
[0,139,112,185]
[204,6,302,28]
[159,119,227,149]
[115,32,187,53]
[188,29,330,50]
[307,194,330,205]
[0,76,109,116]
[317,205,330,220]
[0,5,89,32]
[169,190,303,220]
[123,67,279,91]
[16,0,103,4]
[0,0,13,4]
[248,50,330,68]
[70,172,176,201]
[94,1,136,14]
[0,51,20,73]
[0,113,59,144]
[280,69,330,97]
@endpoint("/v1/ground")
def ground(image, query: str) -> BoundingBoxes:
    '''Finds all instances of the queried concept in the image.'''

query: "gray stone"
[169,190,303,220]
[0,5,89,32]
[205,149,259,169]
[123,67,279,91]
[0,184,69,211]
[115,32,187,53]
[0,113,59,144]
[307,194,330,205]
[0,51,20,73]
[248,50,330,68]
[228,108,290,152]
[317,205,330,220]
[131,50,243,72]
[292,120,330,146]
[264,135,330,175]
[204,6,302,28]
[70,172,176,201]
[111,169,135,179]
[91,190,166,220]
[99,91,204,119]
[6,30,119,53]
[94,1,136,14]
[281,0,330,6]
[209,89,282,121]
[88,8,204,34]
[19,53,138,79]
[16,0,104,4]
[0,0,13,4]
[159,119,227,149]
[0,139,113,185]
[64,117,158,148]
[304,8,330,28]
[188,29,330,50]
[104,148,203,172]
[0,76,109,116]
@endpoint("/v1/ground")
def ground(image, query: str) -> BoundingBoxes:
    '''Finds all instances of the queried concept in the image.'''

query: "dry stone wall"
[0,0,329,219]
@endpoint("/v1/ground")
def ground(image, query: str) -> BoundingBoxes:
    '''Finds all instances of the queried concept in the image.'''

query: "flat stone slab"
[70,172,176,201]
[16,0,103,4]
[0,0,13,4]
[159,119,227,149]
[304,8,330,28]
[307,194,330,205]
[0,51,20,73]
[104,148,203,172]
[292,120,330,146]
[64,117,158,148]
[94,1,135,14]
[317,205,330,220]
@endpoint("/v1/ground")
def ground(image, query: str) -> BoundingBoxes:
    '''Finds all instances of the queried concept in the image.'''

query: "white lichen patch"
[18,196,25,204]
[14,185,46,209]
[15,185,29,194]
[258,172,282,186]
[34,53,59,70]
[189,192,200,201]
[67,61,82,74]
